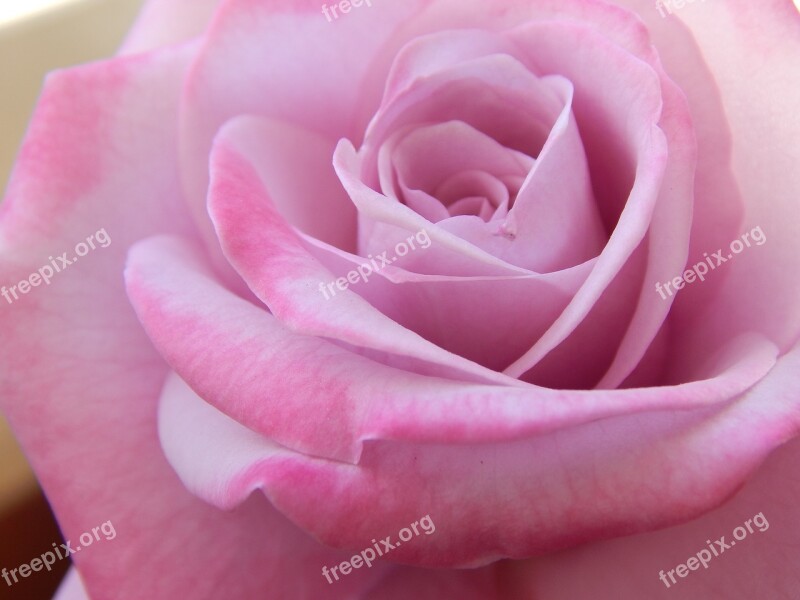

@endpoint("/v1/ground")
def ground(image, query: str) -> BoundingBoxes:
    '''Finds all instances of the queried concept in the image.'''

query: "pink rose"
[1,0,798,598]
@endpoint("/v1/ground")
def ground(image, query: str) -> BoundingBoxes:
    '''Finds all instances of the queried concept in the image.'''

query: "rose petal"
[504,429,800,599]
[179,0,428,264]
[364,31,605,271]
[156,338,794,568]
[390,121,531,194]
[211,114,357,252]
[502,20,677,379]
[126,235,778,465]
[639,0,800,373]
[0,43,381,600]
[206,116,524,384]
[298,229,594,375]
[207,117,642,382]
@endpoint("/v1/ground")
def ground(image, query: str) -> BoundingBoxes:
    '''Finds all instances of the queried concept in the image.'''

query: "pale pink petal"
[502,20,678,379]
[206,117,638,382]
[156,336,795,568]
[362,51,559,173]
[435,171,511,219]
[638,0,800,374]
[390,121,530,194]
[598,74,696,388]
[364,568,501,600]
[206,117,522,385]
[363,30,605,271]
[503,122,667,378]
[0,45,370,600]
[209,115,357,252]
[376,27,519,107]
[505,422,800,599]
[505,76,606,272]
[349,53,564,273]
[125,237,776,463]
[178,0,428,264]
[298,230,594,375]
[335,140,531,277]
[159,373,508,593]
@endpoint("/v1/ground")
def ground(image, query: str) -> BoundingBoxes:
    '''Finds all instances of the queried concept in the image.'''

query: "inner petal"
[353,50,607,272]
[448,196,493,219]
[360,53,566,189]
[386,120,530,222]
[435,170,511,220]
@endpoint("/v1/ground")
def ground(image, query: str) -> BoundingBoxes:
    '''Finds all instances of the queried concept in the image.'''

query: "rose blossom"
[0,0,798,598]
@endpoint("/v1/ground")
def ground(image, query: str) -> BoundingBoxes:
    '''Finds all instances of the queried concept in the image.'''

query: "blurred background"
[1,1,141,597]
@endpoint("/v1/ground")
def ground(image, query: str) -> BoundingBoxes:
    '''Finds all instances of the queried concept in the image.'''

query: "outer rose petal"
[644,0,800,376]
[135,236,793,567]
[0,44,398,600]
[364,568,501,600]
[164,370,505,597]
[590,0,800,380]
[503,433,800,599]
[154,339,797,568]
[125,236,777,464]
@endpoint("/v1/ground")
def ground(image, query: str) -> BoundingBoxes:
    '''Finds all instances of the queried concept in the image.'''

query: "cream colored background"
[0,0,143,512]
